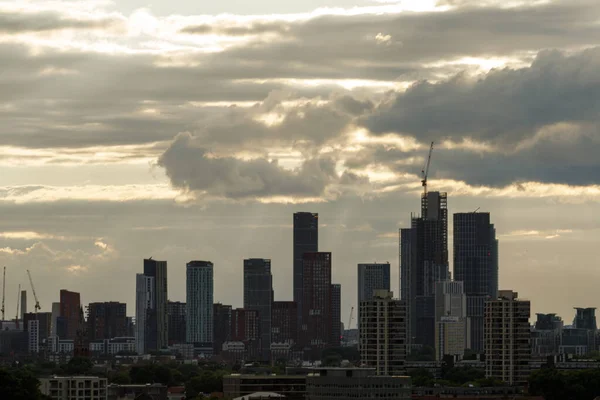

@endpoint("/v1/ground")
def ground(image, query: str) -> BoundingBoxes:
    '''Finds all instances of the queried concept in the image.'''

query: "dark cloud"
[0,10,123,33]
[180,21,289,36]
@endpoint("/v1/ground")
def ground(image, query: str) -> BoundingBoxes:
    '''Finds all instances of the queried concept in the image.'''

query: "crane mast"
[1,266,5,321]
[347,306,354,331]
[421,141,435,196]
[27,270,41,314]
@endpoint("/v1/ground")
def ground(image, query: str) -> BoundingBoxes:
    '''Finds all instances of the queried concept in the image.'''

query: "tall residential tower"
[243,258,273,360]
[293,212,318,322]
[186,261,214,346]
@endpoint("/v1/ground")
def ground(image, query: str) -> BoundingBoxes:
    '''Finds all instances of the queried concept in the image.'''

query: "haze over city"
[1,0,600,326]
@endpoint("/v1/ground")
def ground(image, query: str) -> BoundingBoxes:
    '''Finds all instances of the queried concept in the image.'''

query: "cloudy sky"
[1,0,600,326]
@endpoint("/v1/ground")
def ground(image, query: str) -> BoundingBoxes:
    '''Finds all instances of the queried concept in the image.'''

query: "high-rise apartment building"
[214,303,232,355]
[359,290,407,376]
[21,290,27,321]
[143,258,168,350]
[454,212,498,353]
[484,290,530,386]
[167,301,186,345]
[60,290,81,341]
[358,263,390,327]
[272,301,297,345]
[302,252,332,352]
[87,302,127,341]
[231,308,260,359]
[135,274,154,354]
[331,284,341,347]
[186,261,213,345]
[400,191,449,348]
[294,212,318,323]
[244,258,273,360]
[434,281,469,360]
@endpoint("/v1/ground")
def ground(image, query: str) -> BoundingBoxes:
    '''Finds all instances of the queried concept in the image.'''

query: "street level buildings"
[40,376,108,400]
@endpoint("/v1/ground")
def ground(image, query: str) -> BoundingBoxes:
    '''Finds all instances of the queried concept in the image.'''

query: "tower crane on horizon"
[347,306,354,331]
[1,266,5,321]
[27,270,41,315]
[421,141,435,196]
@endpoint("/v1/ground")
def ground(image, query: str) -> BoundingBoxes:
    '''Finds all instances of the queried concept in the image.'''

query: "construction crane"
[26,270,41,314]
[1,266,5,321]
[347,306,355,331]
[15,284,20,329]
[421,141,435,196]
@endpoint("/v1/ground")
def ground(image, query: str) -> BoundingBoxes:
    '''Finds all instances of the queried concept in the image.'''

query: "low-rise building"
[40,376,108,400]
[223,374,306,400]
[107,383,167,400]
[306,368,411,400]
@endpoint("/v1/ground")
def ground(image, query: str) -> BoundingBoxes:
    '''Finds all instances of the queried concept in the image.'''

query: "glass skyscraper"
[186,261,214,345]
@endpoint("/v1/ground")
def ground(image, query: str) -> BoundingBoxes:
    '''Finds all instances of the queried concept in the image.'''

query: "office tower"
[244,258,273,360]
[531,314,562,357]
[359,290,407,376]
[213,303,232,355]
[167,301,186,345]
[143,258,168,350]
[454,212,498,353]
[51,302,61,336]
[59,290,81,340]
[331,284,341,347]
[573,308,597,330]
[186,261,213,345]
[20,290,27,321]
[358,263,390,328]
[484,290,530,386]
[434,281,469,360]
[135,274,154,354]
[87,302,127,341]
[231,308,260,359]
[272,301,297,344]
[302,252,332,352]
[400,191,449,348]
[294,212,318,322]
[126,317,135,338]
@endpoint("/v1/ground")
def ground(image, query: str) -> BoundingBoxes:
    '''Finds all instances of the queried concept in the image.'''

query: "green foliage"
[0,367,47,400]
[407,346,435,362]
[61,357,93,375]
[409,368,435,387]
[529,368,600,400]
[441,366,485,386]
[110,371,131,385]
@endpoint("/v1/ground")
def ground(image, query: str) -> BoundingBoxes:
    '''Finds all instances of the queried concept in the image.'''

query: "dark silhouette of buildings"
[87,302,127,341]
[186,261,213,346]
[358,263,391,327]
[453,212,498,352]
[272,301,297,345]
[231,308,260,359]
[294,212,318,324]
[302,252,332,353]
[59,290,81,340]
[573,308,597,330]
[213,303,232,355]
[330,284,341,347]
[167,301,186,345]
[143,258,168,350]
[244,258,273,360]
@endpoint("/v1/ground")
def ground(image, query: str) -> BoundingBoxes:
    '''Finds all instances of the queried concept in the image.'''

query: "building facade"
[271,301,297,345]
[484,290,530,386]
[40,376,108,400]
[244,258,273,360]
[293,212,319,323]
[454,212,498,353]
[330,284,341,347]
[224,374,306,400]
[135,274,154,354]
[167,301,186,345]
[143,258,168,350]
[214,303,232,355]
[87,302,127,341]
[186,261,214,345]
[302,252,332,352]
[230,308,260,359]
[359,290,407,376]
[60,290,81,341]
[573,308,597,330]
[358,263,390,328]
[434,281,469,359]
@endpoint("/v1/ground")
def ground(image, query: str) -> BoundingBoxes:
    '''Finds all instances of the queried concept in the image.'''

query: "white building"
[89,337,136,355]
[40,376,108,400]
[186,261,214,344]
[436,316,469,360]
[434,281,470,360]
[28,319,40,353]
[135,274,154,355]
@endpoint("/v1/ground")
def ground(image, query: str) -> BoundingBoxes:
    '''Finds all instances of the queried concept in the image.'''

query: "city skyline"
[2,0,600,327]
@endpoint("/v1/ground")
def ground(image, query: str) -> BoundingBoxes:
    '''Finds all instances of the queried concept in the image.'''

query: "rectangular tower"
[167,301,186,345]
[135,274,154,354]
[272,301,298,345]
[330,284,341,347]
[302,252,332,352]
[213,303,232,355]
[143,258,168,350]
[358,263,391,328]
[87,302,127,341]
[244,258,273,360]
[186,261,214,345]
[59,290,81,341]
[293,212,318,323]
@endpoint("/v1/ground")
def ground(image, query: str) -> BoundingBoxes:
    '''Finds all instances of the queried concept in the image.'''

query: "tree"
[0,368,47,400]
[409,368,435,387]
[110,371,131,385]
[63,357,93,375]
[130,365,156,384]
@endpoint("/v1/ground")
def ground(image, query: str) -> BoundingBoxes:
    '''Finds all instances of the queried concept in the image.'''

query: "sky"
[1,0,600,326]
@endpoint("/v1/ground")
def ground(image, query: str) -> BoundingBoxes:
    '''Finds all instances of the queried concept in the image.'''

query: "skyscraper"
[454,212,498,352]
[294,212,318,323]
[484,290,530,386]
[60,290,81,341]
[434,281,469,360]
[400,191,449,348]
[358,263,391,327]
[243,258,273,360]
[167,301,186,345]
[272,301,297,345]
[330,284,341,347]
[21,290,27,321]
[301,252,332,353]
[186,261,213,345]
[143,258,168,350]
[213,303,232,355]
[573,308,597,330]
[231,308,260,359]
[359,290,407,376]
[135,274,154,354]
[87,302,127,340]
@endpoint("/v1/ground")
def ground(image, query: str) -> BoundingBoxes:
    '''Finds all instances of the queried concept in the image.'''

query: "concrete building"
[186,261,213,346]
[40,376,108,400]
[89,337,136,355]
[357,263,390,327]
[231,308,260,359]
[573,307,597,330]
[359,290,407,376]
[224,374,306,400]
[107,383,166,400]
[167,301,186,345]
[531,314,562,357]
[87,302,127,341]
[484,290,530,386]
[305,368,411,400]
[454,212,498,353]
[143,258,168,351]
[272,301,297,345]
[21,290,27,321]
[294,212,319,323]
[135,274,154,355]
[60,290,81,340]
[302,252,332,353]
[435,316,468,361]
[28,319,39,353]
[214,303,232,355]
[400,191,449,349]
[51,302,61,336]
[434,281,469,360]
[330,284,341,347]
[244,258,273,360]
